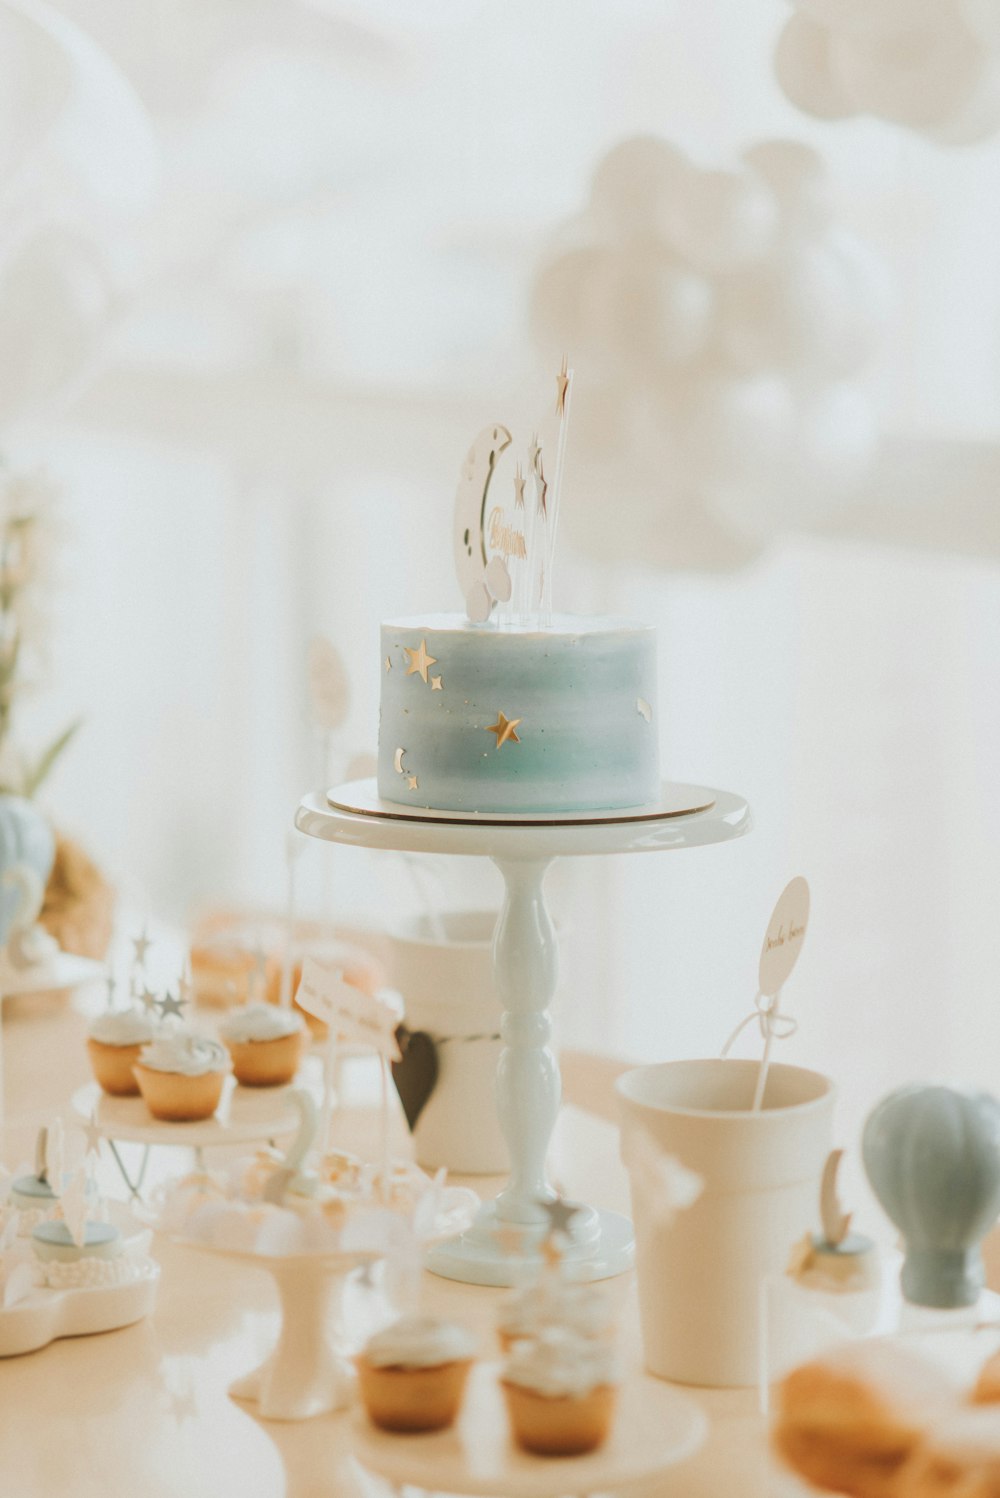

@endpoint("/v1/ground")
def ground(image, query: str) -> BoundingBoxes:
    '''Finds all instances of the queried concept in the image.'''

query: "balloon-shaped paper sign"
[758,875,810,996]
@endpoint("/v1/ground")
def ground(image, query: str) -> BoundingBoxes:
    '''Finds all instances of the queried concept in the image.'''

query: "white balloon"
[961,0,1000,47]
[793,382,878,501]
[742,140,833,235]
[719,246,858,375]
[774,14,857,120]
[0,227,115,422]
[662,167,778,274]
[830,8,986,129]
[529,244,623,365]
[620,245,714,367]
[589,136,690,239]
[929,58,1000,141]
[681,374,795,485]
[794,0,941,35]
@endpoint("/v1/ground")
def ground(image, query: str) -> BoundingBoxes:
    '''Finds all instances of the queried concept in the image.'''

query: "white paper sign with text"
[758,876,810,997]
[295,959,401,1062]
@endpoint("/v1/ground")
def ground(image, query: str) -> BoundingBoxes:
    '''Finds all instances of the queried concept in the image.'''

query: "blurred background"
[6,0,1000,1138]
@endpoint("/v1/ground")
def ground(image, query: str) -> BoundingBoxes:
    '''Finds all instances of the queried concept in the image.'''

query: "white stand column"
[492,857,559,1224]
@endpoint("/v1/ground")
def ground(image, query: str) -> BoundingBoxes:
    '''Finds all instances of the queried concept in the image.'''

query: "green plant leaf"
[22,719,81,798]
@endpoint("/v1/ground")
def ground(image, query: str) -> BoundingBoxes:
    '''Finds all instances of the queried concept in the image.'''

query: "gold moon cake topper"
[454,424,514,622]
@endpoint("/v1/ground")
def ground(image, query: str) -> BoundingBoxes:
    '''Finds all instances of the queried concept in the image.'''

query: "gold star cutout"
[485,711,522,749]
[528,432,541,471]
[407,775,419,791]
[404,639,437,684]
[555,354,570,416]
[513,464,525,510]
[384,655,392,672]
[430,675,443,691]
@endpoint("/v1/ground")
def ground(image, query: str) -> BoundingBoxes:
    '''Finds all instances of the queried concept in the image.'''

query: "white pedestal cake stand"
[296,778,751,1287]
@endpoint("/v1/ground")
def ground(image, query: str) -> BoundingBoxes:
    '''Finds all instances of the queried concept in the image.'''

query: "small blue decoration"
[0,794,54,947]
[862,1083,1000,1309]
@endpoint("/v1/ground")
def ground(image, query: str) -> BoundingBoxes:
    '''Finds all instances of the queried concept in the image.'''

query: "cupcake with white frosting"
[218,1003,306,1087]
[134,1033,230,1121]
[356,1314,477,1432]
[87,1007,157,1096]
[498,1278,614,1351]
[502,1327,621,1456]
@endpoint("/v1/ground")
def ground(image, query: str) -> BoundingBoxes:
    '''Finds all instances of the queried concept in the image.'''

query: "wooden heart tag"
[391,1025,439,1131]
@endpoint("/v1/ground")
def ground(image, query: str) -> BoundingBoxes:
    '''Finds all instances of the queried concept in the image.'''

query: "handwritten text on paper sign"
[295,958,402,1062]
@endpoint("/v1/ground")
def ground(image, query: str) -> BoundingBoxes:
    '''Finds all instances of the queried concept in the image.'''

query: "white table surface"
[0,996,804,1498]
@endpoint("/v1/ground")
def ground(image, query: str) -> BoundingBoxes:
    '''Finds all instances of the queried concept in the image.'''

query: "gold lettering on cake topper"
[488,506,528,563]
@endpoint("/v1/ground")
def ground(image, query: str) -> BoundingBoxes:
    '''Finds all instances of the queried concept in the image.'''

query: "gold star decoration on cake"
[555,354,569,416]
[404,639,437,683]
[513,463,526,510]
[384,655,392,673]
[407,775,419,791]
[430,675,443,691]
[485,711,522,749]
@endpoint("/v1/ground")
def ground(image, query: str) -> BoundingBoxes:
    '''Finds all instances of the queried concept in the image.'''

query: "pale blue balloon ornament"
[0,794,55,947]
[862,1083,1000,1309]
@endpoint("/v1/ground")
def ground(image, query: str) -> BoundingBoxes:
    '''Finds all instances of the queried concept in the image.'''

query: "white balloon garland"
[528,136,890,563]
[775,0,1000,145]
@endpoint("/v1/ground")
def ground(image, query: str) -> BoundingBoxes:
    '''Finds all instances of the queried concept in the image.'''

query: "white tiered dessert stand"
[297,778,751,1287]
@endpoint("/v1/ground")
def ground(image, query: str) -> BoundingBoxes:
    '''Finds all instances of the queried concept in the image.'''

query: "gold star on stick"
[555,354,569,416]
[513,464,525,510]
[404,639,437,683]
[430,675,443,691]
[485,711,522,749]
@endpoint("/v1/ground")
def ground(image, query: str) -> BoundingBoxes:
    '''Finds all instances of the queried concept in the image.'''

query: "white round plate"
[327,776,716,826]
[71,1079,303,1148]
[350,1360,707,1498]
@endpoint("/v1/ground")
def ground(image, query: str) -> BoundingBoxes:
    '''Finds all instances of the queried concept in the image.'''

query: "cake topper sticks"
[721,876,810,1111]
[539,355,574,629]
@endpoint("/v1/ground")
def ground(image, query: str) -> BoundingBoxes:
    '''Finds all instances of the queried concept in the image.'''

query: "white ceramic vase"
[617,1057,835,1388]
[387,911,508,1176]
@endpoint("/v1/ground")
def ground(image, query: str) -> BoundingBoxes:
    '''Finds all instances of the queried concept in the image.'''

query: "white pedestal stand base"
[297,780,750,1288]
[228,1257,356,1421]
[183,1246,375,1422]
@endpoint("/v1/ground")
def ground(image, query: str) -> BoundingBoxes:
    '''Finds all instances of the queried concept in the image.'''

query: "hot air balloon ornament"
[862,1083,1000,1309]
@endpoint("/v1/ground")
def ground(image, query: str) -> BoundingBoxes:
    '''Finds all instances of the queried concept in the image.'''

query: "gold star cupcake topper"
[430,675,443,690]
[485,711,522,749]
[404,639,437,683]
[513,463,526,510]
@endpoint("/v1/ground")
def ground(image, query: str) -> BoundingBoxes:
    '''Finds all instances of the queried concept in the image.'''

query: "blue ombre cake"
[377,613,659,814]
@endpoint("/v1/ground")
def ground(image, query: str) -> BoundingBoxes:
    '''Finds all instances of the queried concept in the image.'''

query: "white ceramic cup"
[617,1057,835,1388]
[387,911,508,1176]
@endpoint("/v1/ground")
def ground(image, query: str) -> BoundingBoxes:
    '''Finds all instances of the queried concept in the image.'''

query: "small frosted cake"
[219,1003,306,1087]
[356,1314,477,1433]
[133,1033,230,1121]
[502,1328,620,1456]
[87,1007,157,1096]
[377,614,659,814]
[9,1170,57,1237]
[498,1279,614,1352]
[31,1219,130,1287]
